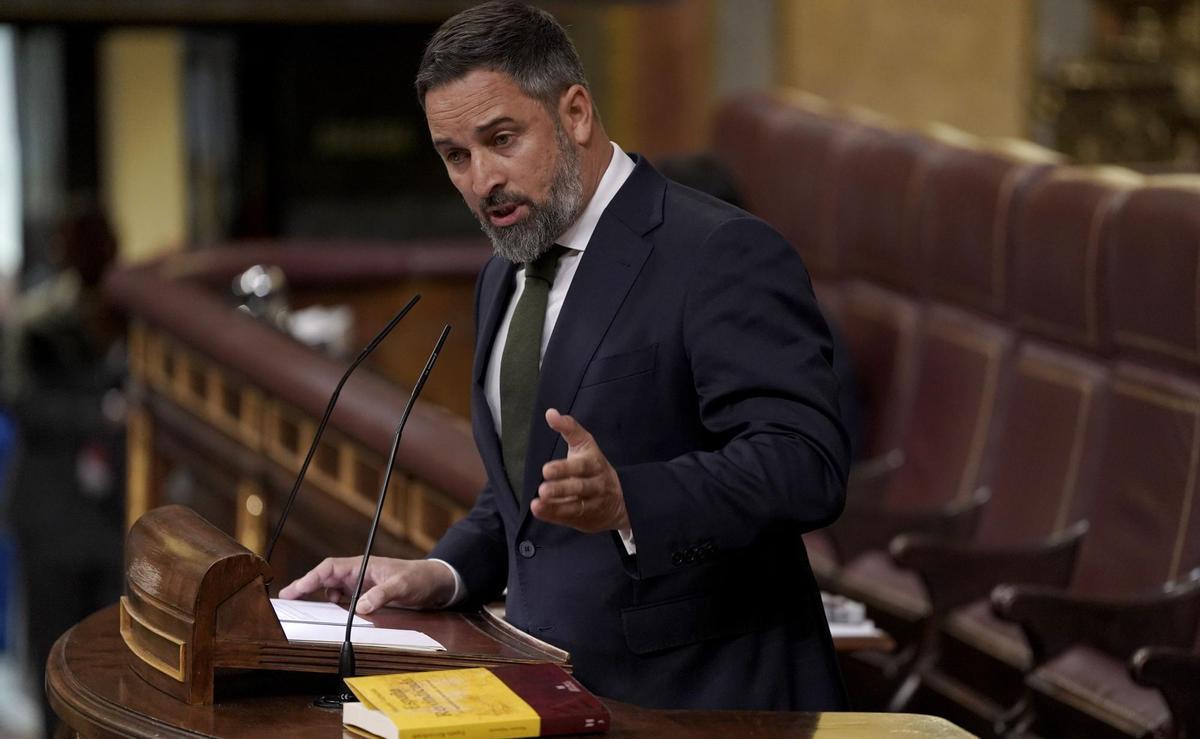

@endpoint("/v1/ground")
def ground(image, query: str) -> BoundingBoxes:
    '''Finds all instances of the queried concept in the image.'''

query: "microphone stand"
[264,293,421,566]
[315,324,452,708]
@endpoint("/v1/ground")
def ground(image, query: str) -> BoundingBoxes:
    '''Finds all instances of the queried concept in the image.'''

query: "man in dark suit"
[281,0,849,711]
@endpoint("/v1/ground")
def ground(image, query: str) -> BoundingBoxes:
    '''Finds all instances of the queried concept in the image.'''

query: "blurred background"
[0,1,1198,737]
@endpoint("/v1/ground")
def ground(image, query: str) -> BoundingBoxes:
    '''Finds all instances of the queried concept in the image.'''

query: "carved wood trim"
[120,597,187,683]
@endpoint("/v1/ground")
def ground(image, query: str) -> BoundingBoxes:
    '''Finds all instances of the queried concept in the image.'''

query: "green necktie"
[501,245,568,500]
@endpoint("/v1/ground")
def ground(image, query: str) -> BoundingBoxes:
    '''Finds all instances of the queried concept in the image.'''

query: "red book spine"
[491,663,611,736]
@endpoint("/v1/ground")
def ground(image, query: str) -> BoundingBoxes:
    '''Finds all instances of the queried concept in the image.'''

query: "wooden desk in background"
[49,606,965,738]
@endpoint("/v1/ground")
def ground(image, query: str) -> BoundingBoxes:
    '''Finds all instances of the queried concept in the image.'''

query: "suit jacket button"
[671,552,684,566]
[519,540,536,558]
[684,549,696,564]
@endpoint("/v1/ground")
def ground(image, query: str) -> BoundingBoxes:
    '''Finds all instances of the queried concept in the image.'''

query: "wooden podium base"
[49,605,969,738]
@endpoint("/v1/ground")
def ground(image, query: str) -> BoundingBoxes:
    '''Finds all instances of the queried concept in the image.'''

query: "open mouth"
[485,201,528,228]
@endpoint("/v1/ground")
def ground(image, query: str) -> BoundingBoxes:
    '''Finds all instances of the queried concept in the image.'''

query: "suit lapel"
[518,156,666,516]
[472,257,519,511]
[474,257,517,385]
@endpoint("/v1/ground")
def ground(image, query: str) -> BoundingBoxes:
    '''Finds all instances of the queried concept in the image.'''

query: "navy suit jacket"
[430,155,850,710]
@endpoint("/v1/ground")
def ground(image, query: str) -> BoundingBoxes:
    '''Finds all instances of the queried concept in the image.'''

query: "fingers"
[356,583,392,614]
[542,453,604,481]
[538,475,590,501]
[359,560,458,612]
[545,408,593,451]
[278,557,457,611]
[278,556,362,600]
[357,568,421,613]
[531,493,583,519]
[536,409,628,533]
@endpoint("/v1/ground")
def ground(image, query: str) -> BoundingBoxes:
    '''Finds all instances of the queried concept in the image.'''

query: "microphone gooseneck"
[316,324,452,708]
[264,293,421,565]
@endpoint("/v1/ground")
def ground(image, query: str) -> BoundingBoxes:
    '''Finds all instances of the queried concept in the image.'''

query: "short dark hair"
[415,1,588,110]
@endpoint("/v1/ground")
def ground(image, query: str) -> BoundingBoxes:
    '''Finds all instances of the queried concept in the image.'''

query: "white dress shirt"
[483,141,635,429]
[434,142,636,605]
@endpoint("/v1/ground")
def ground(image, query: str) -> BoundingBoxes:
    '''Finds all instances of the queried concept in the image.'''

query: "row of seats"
[710,90,1200,739]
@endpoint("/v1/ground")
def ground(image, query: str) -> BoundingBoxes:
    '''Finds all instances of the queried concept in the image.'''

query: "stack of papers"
[827,621,880,638]
[821,592,878,637]
[270,599,445,651]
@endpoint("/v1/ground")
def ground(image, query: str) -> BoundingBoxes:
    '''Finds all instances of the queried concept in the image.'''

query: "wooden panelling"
[129,322,469,569]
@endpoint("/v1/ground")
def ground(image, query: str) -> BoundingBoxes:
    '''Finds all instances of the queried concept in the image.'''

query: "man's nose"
[470,153,505,199]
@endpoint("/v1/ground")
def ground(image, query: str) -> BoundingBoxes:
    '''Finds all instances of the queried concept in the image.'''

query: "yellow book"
[343,664,610,739]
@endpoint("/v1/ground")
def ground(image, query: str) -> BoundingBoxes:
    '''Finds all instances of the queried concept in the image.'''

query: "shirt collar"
[555,141,635,253]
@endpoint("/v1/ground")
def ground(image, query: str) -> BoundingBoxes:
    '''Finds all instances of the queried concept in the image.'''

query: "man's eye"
[446,150,466,164]
[494,133,512,147]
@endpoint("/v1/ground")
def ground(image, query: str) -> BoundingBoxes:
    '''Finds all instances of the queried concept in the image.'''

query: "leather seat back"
[710,91,790,220]
[837,127,940,294]
[1073,363,1200,598]
[1013,167,1141,354]
[974,343,1109,546]
[884,304,1015,509]
[972,169,1139,545]
[838,281,922,458]
[1109,178,1200,372]
[831,124,939,458]
[1072,181,1200,596]
[765,103,867,280]
[919,138,1060,319]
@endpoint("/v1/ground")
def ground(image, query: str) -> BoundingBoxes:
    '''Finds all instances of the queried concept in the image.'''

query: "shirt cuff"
[618,527,637,555]
[428,557,466,607]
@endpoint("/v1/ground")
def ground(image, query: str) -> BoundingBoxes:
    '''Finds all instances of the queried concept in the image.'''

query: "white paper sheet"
[828,621,880,638]
[271,598,370,627]
[280,622,445,651]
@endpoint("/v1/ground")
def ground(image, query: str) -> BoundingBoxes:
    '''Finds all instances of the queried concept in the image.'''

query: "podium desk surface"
[49,605,968,738]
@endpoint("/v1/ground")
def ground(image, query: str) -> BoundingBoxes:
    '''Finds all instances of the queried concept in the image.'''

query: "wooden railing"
[106,241,492,585]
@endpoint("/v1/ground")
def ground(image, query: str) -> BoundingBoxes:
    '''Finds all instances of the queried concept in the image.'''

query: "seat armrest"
[845,449,905,509]
[1130,646,1200,738]
[825,486,990,565]
[991,568,1200,666]
[890,520,1087,616]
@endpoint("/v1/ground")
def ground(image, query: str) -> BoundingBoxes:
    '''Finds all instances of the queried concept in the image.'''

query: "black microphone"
[264,293,421,565]
[315,324,452,708]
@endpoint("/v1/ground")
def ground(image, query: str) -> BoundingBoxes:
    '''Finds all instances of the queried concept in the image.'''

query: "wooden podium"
[119,505,568,705]
[52,606,971,738]
[49,505,966,737]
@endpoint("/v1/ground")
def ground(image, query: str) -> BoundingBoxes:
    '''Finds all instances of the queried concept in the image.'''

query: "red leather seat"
[707,91,1200,735]
[757,102,858,279]
[994,181,1200,739]
[1108,178,1200,372]
[904,343,1108,731]
[710,91,792,223]
[1013,362,1200,739]
[824,123,936,460]
[891,168,1137,733]
[1012,167,1140,354]
[919,141,1059,318]
[798,122,931,583]
[838,127,938,295]
[829,142,1064,711]
[838,281,922,461]
[827,300,1013,655]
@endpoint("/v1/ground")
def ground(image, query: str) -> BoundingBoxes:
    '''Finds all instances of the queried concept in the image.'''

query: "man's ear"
[559,84,595,145]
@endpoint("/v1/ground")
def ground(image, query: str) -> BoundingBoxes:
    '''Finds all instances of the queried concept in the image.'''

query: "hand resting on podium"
[278,557,457,614]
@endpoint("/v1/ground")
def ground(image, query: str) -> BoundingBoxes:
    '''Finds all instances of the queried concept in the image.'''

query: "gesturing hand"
[277,556,456,614]
[530,408,630,534]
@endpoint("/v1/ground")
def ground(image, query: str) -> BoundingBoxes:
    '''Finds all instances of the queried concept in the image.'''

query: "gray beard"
[474,124,584,265]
